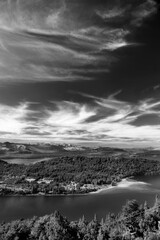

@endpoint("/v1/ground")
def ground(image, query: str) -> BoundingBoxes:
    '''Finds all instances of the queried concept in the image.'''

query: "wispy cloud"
[1,94,160,147]
[0,102,32,137]
[96,0,157,27]
[96,7,126,20]
[0,0,157,83]
[131,0,157,26]
[0,0,158,147]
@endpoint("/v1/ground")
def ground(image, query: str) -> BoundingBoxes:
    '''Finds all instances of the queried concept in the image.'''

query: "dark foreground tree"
[1,196,160,240]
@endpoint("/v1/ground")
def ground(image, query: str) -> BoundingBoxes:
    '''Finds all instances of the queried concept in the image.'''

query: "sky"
[0,0,160,148]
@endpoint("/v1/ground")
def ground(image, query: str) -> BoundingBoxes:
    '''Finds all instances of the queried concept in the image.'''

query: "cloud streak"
[0,0,157,83]
[0,0,159,148]
[1,94,160,147]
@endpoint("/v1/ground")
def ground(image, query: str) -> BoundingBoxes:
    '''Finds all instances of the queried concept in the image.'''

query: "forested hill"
[1,156,160,183]
[1,196,160,239]
[25,156,160,182]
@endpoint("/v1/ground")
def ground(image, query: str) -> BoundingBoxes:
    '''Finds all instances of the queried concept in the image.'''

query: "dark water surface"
[0,175,160,223]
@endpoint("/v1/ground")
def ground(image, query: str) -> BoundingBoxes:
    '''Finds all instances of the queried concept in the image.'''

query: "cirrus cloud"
[0,0,158,83]
[1,93,160,147]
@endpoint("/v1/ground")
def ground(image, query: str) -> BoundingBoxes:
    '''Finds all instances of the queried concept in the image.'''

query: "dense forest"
[25,156,160,184]
[1,156,160,183]
[1,196,160,240]
[0,156,160,195]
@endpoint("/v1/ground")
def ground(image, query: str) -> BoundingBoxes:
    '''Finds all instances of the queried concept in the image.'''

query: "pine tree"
[144,201,149,211]
[154,195,160,212]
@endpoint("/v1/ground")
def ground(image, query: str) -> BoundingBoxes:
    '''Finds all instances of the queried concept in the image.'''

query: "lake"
[0,175,160,223]
[2,157,53,165]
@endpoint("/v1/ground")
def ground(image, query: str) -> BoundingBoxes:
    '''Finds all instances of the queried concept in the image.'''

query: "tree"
[78,215,88,239]
[97,219,109,240]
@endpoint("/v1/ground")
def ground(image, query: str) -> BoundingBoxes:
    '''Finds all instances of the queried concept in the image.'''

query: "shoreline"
[0,177,151,197]
[0,177,141,197]
[0,184,117,197]
[89,177,150,194]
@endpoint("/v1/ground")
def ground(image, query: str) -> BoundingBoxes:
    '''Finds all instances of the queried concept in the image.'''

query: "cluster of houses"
[0,173,99,195]
[26,178,80,191]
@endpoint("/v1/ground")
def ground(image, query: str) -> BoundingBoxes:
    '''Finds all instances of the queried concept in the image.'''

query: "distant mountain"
[0,141,160,162]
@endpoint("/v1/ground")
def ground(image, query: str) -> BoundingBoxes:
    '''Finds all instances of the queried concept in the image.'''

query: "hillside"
[0,156,160,196]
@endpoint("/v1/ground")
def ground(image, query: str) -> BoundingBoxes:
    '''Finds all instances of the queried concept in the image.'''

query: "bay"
[0,175,160,223]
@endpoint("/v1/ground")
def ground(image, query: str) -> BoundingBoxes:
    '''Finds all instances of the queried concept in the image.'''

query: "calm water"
[0,175,160,223]
[3,157,53,165]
